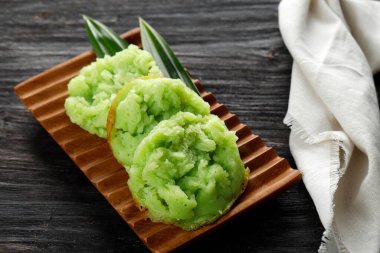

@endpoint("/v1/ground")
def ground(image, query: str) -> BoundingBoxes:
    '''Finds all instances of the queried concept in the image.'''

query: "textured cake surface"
[107,77,210,169]
[128,112,249,230]
[65,45,161,138]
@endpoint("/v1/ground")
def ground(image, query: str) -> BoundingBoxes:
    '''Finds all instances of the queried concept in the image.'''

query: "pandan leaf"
[139,18,200,95]
[83,15,129,58]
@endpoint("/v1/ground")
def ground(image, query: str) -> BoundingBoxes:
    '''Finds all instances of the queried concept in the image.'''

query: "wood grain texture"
[0,0,338,252]
[14,28,302,252]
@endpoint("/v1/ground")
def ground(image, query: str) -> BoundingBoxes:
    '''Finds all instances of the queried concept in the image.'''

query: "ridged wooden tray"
[14,28,301,253]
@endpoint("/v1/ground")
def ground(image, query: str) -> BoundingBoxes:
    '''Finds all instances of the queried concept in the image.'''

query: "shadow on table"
[374,72,380,105]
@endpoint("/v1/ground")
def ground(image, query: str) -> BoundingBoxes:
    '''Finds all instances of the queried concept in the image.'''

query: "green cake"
[65,45,162,138]
[107,77,210,170]
[128,112,249,230]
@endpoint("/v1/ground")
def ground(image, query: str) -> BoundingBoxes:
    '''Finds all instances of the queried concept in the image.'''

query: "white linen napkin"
[278,0,380,252]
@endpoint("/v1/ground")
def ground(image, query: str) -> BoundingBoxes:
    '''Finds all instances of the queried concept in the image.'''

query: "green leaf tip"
[82,15,129,58]
[82,15,200,95]
[139,18,200,95]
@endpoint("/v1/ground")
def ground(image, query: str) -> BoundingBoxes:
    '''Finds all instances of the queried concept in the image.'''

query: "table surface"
[1,0,326,252]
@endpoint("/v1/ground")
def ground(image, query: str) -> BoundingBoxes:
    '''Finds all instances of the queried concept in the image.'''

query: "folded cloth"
[278,0,380,252]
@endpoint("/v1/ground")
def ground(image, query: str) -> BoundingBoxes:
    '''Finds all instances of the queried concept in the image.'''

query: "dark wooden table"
[1,0,326,252]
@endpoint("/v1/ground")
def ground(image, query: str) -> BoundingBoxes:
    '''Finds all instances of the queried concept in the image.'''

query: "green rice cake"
[65,45,161,138]
[107,77,210,170]
[128,112,249,230]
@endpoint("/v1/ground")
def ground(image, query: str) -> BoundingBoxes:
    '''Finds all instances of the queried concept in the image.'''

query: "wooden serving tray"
[14,28,301,253]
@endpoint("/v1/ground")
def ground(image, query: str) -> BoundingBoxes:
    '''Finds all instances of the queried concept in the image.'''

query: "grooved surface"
[14,29,301,253]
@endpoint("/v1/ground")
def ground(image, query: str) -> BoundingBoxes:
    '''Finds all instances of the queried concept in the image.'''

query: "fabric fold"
[279,0,380,252]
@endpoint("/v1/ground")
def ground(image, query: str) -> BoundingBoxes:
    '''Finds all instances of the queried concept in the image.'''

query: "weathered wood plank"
[0,0,338,252]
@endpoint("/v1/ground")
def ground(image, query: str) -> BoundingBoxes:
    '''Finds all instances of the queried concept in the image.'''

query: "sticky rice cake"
[65,45,161,138]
